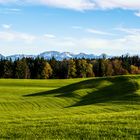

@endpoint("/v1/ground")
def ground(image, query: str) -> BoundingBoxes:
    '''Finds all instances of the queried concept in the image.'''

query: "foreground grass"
[0,75,139,139]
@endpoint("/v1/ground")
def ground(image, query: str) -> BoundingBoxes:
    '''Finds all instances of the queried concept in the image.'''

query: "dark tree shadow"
[24,78,105,97]
[72,78,140,107]
[24,76,140,107]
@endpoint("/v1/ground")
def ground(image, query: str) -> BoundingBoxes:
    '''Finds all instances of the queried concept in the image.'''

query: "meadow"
[0,75,139,139]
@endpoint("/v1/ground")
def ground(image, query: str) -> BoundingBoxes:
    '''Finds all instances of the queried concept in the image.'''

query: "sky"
[0,0,140,56]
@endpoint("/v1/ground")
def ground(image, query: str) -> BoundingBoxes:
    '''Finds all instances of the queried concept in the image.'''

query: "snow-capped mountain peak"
[0,51,111,61]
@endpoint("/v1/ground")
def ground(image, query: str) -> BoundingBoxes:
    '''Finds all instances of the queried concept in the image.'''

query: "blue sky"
[0,0,140,56]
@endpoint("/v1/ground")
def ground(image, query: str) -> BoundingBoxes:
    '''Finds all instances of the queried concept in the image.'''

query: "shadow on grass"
[24,76,140,107]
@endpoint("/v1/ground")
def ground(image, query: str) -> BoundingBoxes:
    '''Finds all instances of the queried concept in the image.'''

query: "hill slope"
[0,75,139,139]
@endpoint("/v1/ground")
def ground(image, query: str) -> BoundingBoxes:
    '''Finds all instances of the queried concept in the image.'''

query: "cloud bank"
[0,30,36,43]
[1,26,140,55]
[0,0,140,11]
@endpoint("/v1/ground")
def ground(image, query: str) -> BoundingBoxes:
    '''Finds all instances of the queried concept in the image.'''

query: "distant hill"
[0,51,112,61]
[6,54,37,61]
[0,54,5,59]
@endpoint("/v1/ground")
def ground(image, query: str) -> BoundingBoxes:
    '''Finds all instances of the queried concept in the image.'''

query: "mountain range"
[0,51,111,61]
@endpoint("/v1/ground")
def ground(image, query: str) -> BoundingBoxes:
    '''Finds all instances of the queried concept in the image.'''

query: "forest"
[0,55,140,79]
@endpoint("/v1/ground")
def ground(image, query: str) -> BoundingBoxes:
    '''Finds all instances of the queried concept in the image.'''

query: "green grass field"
[0,75,139,139]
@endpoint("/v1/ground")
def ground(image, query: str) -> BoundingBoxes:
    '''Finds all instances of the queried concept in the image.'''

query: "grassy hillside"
[0,75,139,139]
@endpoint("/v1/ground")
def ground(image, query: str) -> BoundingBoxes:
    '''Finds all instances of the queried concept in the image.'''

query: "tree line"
[0,55,140,79]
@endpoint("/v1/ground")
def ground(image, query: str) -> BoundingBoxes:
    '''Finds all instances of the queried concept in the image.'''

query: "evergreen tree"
[59,60,68,79]
[3,59,13,78]
[0,55,140,79]
[15,59,30,79]
[0,59,5,78]
[76,59,87,78]
[92,60,100,77]
[68,59,77,78]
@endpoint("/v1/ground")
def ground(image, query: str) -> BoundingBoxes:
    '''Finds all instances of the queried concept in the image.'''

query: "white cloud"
[0,0,95,11]
[1,0,140,11]
[1,26,140,55]
[0,31,36,43]
[44,34,56,39]
[134,11,140,17]
[40,32,140,55]
[19,32,36,43]
[94,0,140,10]
[0,8,21,14]
[2,24,12,29]
[6,8,21,12]
[72,26,114,36]
[80,35,140,55]
[40,0,95,11]
[116,27,140,35]
[86,28,114,35]
[0,31,15,41]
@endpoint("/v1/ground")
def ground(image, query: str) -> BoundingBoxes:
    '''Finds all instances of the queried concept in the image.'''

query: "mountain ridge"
[0,51,111,61]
